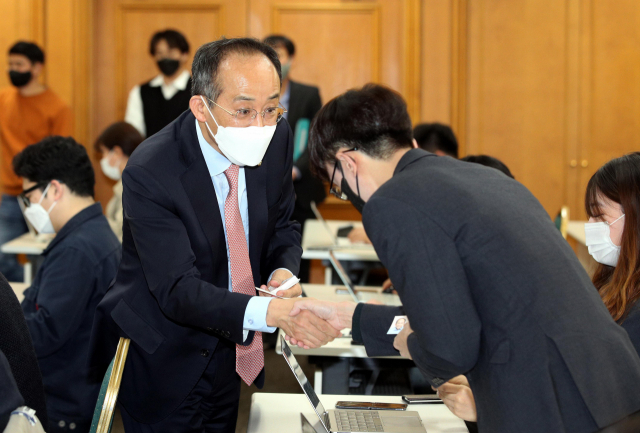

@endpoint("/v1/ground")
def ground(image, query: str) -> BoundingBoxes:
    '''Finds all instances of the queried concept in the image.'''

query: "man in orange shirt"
[0,41,72,281]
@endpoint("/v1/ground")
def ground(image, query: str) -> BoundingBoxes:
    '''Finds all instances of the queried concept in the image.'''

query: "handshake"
[261,271,356,349]
[265,296,356,349]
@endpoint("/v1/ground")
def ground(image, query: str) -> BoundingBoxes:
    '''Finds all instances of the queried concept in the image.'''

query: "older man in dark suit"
[290,83,640,433]
[90,38,338,433]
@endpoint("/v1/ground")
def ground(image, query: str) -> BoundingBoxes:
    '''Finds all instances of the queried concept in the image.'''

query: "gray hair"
[191,37,282,102]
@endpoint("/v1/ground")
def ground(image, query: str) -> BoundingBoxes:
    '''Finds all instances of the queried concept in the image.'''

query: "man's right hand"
[266,298,341,349]
[286,300,357,346]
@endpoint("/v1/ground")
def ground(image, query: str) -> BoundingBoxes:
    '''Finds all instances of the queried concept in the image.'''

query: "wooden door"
[92,0,247,204]
[247,0,420,120]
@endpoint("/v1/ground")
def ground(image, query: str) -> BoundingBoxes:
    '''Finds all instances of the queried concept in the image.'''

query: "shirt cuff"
[268,268,293,283]
[244,296,277,335]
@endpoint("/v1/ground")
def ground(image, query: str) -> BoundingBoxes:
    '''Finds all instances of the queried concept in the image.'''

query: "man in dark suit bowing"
[89,38,339,433]
[289,84,640,432]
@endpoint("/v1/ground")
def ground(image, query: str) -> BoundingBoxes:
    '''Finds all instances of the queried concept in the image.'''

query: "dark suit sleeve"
[0,350,24,431]
[307,87,322,119]
[264,121,303,276]
[621,305,640,356]
[123,164,252,344]
[22,247,96,357]
[362,196,482,386]
[354,303,405,356]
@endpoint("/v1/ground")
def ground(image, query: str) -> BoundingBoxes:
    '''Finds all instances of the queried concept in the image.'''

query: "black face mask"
[341,174,366,214]
[157,58,180,77]
[9,70,32,87]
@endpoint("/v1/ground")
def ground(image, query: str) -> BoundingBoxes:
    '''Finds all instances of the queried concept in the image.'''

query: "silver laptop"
[328,250,360,303]
[281,337,427,433]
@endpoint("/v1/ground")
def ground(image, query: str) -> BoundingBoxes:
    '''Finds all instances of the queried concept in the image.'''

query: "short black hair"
[94,122,144,157]
[263,35,295,57]
[413,123,458,158]
[149,29,190,56]
[461,155,514,179]
[13,136,95,197]
[8,41,45,64]
[309,83,413,181]
[191,37,281,102]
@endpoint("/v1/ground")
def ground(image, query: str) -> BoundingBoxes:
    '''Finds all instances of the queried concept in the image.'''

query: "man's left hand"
[393,321,413,359]
[265,269,302,298]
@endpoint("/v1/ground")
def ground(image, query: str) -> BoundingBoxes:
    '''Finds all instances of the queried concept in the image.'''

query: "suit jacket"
[288,81,326,225]
[355,149,640,433]
[0,350,24,432]
[0,274,46,428]
[89,110,302,423]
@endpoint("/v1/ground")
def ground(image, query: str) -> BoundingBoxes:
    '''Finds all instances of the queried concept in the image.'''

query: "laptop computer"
[327,250,360,303]
[281,336,427,433]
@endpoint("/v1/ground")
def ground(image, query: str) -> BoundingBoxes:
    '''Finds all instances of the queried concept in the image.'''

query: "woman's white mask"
[584,214,625,267]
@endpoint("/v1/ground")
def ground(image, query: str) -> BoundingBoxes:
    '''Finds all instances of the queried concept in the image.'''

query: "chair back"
[89,337,130,433]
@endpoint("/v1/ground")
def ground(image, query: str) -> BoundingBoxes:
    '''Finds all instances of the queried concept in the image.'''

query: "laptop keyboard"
[334,410,384,432]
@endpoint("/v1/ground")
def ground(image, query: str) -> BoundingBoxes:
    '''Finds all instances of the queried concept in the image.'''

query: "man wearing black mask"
[0,41,72,282]
[125,29,192,138]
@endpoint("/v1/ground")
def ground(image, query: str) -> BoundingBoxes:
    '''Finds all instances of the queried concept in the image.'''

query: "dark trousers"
[120,340,241,433]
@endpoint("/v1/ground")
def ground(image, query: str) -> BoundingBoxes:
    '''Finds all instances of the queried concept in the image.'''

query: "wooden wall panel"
[249,0,420,120]
[576,0,640,218]
[462,0,570,217]
[92,0,247,206]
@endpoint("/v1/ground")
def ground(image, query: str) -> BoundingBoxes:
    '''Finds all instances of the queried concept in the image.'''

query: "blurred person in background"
[0,41,72,282]
[94,122,144,242]
[263,34,325,282]
[125,29,191,138]
[413,122,458,158]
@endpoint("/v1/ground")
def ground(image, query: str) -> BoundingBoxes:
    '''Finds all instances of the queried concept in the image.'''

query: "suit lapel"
[179,118,226,271]
[245,163,267,282]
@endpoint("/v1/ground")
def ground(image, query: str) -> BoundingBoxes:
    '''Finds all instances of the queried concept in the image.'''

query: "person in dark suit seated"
[289,83,640,432]
[413,122,459,158]
[89,37,338,433]
[0,273,47,429]
[461,154,514,179]
[263,35,325,282]
[14,137,121,433]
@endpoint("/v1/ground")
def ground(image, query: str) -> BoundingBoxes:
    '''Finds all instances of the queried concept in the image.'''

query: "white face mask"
[24,183,57,234]
[200,96,276,167]
[584,214,625,267]
[100,152,121,181]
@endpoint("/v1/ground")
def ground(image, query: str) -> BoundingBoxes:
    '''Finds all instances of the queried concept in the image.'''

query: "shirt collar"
[149,70,191,90]
[195,119,231,177]
[43,203,103,254]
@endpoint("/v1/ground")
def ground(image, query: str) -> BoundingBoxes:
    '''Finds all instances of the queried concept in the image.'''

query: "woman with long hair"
[584,151,640,349]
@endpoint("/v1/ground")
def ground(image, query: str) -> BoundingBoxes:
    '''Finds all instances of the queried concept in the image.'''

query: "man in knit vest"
[125,29,192,138]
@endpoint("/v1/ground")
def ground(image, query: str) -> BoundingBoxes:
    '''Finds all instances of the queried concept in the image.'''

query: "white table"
[247,393,468,433]
[1,232,53,284]
[566,221,596,275]
[302,220,378,261]
[0,232,53,255]
[9,281,28,303]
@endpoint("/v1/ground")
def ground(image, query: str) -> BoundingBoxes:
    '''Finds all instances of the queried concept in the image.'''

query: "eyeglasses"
[329,147,358,200]
[19,182,48,208]
[206,98,287,127]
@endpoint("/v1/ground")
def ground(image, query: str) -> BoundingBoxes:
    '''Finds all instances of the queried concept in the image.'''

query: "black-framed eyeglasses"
[329,147,358,200]
[19,182,48,208]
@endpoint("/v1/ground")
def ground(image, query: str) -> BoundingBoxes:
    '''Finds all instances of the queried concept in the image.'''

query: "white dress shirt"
[195,120,279,341]
[125,70,191,137]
